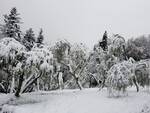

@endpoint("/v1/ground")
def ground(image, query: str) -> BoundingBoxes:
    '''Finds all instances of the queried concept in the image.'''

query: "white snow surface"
[0,88,150,113]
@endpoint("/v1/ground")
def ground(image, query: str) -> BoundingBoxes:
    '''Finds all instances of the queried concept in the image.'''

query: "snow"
[0,88,150,113]
[0,37,25,60]
[26,46,53,67]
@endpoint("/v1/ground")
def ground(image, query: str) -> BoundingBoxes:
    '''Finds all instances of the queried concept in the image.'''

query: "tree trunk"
[15,72,24,97]
[72,73,83,90]
[10,74,15,93]
[58,72,64,90]
[22,72,42,93]
[133,76,139,92]
[37,79,40,91]
[60,62,83,90]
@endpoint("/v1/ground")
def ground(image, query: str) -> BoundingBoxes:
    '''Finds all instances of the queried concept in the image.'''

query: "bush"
[106,58,135,97]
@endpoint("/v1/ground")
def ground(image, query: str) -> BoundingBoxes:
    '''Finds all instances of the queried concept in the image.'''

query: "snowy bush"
[135,59,150,89]
[106,58,135,97]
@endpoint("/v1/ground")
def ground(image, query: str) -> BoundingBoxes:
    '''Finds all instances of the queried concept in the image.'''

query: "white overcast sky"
[0,0,150,48]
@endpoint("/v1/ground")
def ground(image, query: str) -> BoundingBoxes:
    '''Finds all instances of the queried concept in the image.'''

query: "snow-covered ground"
[0,88,150,113]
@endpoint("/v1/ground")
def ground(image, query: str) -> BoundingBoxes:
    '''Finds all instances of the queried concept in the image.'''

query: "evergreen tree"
[37,28,44,46]
[0,7,21,41]
[23,28,35,50]
[99,31,108,51]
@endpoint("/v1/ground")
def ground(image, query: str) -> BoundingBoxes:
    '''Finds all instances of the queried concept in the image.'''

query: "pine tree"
[23,28,35,50]
[37,28,44,46]
[102,31,108,42]
[99,31,108,51]
[0,7,21,41]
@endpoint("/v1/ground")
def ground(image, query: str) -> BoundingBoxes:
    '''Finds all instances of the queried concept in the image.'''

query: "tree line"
[0,7,150,97]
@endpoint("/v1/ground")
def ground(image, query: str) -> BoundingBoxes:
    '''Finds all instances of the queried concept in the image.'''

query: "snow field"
[1,88,150,113]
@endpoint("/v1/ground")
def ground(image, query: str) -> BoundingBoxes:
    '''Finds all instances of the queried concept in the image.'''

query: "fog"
[0,0,150,48]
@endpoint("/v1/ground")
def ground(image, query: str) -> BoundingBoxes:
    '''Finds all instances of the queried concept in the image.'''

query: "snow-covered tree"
[135,59,150,89]
[106,58,136,97]
[15,45,54,96]
[0,38,26,93]
[37,28,44,47]
[0,7,21,41]
[63,43,88,89]
[108,34,126,61]
[52,40,88,90]
[126,39,143,61]
[52,39,70,63]
[51,39,71,89]
[86,38,118,88]
[99,31,108,51]
[87,47,107,87]
[69,43,88,73]
[126,36,150,61]
[22,28,36,51]
[0,37,55,96]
